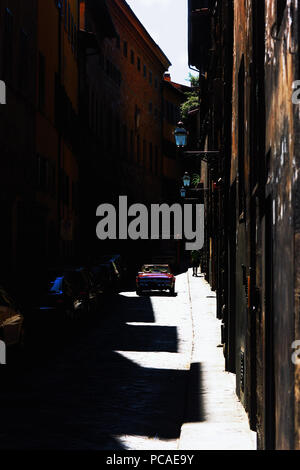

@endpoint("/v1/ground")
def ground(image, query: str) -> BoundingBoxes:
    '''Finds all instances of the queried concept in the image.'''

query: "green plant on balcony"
[192,173,201,187]
[180,74,199,120]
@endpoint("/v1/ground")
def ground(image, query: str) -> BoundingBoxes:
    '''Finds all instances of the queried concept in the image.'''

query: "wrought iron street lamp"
[182,172,191,188]
[180,187,187,198]
[174,122,188,148]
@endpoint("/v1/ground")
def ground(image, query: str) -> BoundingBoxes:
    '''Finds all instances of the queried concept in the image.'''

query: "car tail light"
[79,291,87,296]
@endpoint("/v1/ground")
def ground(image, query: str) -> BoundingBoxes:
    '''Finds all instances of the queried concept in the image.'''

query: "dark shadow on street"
[184,363,206,423]
[140,291,178,298]
[0,283,204,450]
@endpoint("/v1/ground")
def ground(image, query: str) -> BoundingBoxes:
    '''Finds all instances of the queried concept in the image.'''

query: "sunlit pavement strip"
[116,273,193,372]
[114,272,193,450]
[115,435,177,451]
[178,270,257,451]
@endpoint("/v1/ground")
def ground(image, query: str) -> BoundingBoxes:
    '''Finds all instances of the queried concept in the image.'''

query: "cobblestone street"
[0,270,255,450]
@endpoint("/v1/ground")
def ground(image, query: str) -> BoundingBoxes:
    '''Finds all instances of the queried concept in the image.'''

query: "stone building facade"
[0,0,38,278]
[78,0,187,261]
[188,0,300,449]
[0,0,185,273]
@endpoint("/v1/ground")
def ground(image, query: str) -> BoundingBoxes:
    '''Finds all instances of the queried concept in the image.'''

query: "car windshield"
[142,265,170,274]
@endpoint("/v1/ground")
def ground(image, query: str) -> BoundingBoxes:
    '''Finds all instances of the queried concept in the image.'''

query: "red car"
[136,264,175,296]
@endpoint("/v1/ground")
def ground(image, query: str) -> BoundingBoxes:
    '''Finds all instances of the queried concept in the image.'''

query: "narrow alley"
[1,0,300,453]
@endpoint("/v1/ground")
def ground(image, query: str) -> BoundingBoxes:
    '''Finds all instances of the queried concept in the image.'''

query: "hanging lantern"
[182,172,191,188]
[174,122,188,148]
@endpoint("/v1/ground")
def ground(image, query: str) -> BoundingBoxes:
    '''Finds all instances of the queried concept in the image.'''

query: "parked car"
[92,254,126,293]
[91,265,111,295]
[68,267,99,313]
[0,286,24,347]
[30,267,99,326]
[136,264,176,296]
